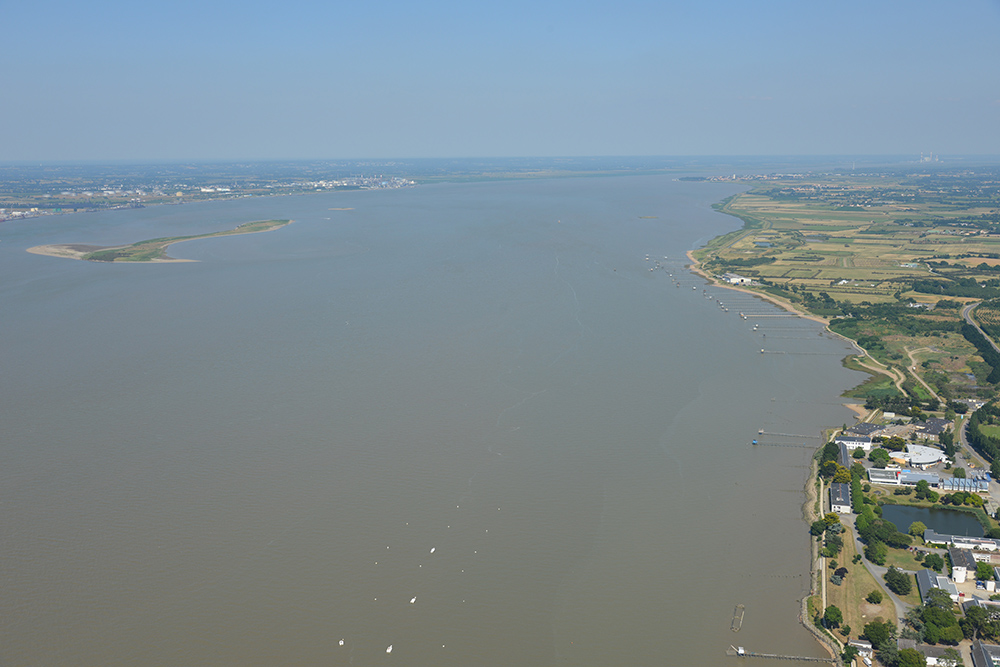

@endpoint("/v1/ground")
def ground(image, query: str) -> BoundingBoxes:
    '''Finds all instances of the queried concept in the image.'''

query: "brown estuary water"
[0,175,866,665]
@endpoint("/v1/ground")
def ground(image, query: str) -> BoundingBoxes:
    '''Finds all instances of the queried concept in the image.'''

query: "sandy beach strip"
[26,243,194,262]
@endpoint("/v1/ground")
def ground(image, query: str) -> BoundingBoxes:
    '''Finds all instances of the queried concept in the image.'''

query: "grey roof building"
[971,640,1000,667]
[897,639,960,665]
[847,422,884,436]
[916,568,960,603]
[949,547,978,582]
[838,441,852,468]
[940,476,989,493]
[829,482,851,514]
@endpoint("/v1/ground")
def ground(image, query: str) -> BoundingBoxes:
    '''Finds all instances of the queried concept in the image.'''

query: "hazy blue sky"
[3,0,999,161]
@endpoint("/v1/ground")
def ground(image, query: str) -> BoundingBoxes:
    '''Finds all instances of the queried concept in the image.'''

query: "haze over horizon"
[4,0,999,162]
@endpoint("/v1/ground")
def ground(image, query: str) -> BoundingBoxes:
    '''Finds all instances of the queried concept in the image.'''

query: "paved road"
[956,409,1000,517]
[962,301,1000,355]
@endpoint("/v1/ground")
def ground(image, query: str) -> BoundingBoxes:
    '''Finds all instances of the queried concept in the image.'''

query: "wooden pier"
[727,646,835,662]
[757,430,821,439]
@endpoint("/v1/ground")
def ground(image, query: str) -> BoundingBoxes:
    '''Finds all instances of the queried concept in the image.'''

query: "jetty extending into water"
[752,440,816,449]
[757,430,822,439]
[727,646,835,663]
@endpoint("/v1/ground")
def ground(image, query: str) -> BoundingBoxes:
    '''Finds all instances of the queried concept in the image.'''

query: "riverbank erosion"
[26,219,292,263]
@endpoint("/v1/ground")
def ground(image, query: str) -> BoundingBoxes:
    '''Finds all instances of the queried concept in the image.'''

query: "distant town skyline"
[3,0,999,161]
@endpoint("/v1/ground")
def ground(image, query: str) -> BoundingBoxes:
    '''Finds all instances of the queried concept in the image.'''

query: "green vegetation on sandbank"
[82,219,291,262]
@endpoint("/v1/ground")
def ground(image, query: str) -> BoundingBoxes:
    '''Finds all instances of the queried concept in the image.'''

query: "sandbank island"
[27,219,292,263]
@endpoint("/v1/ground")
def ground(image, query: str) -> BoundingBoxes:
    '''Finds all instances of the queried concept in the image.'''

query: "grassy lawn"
[881,546,927,573]
[825,526,896,641]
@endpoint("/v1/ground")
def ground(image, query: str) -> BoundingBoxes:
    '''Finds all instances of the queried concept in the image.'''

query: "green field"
[698,172,1000,406]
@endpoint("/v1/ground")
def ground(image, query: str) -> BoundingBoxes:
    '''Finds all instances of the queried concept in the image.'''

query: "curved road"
[962,300,1000,355]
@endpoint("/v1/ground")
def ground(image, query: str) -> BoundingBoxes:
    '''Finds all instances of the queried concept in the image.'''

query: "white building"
[721,273,751,285]
[904,444,949,470]
[925,530,1000,552]
[868,467,902,485]
[950,548,977,583]
[829,482,851,514]
[835,433,873,452]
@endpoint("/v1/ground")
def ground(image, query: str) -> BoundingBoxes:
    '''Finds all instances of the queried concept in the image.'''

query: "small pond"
[881,504,984,537]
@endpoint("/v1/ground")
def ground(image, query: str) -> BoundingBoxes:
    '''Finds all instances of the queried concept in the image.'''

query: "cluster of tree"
[831,311,960,340]
[947,400,969,414]
[913,479,939,503]
[709,256,777,268]
[912,277,1000,299]
[823,532,844,559]
[884,567,913,595]
[851,467,865,514]
[869,447,892,469]
[809,513,847,558]
[940,429,957,458]
[907,588,963,645]
[857,505,912,565]
[830,565,849,586]
[820,460,853,483]
[819,440,840,467]
[966,403,1000,478]
[961,323,1000,383]
[930,212,1000,232]
[879,435,908,451]
[863,394,924,415]
[923,552,945,572]
[822,604,843,628]
[961,602,1000,642]
[862,619,901,666]
[939,490,986,507]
